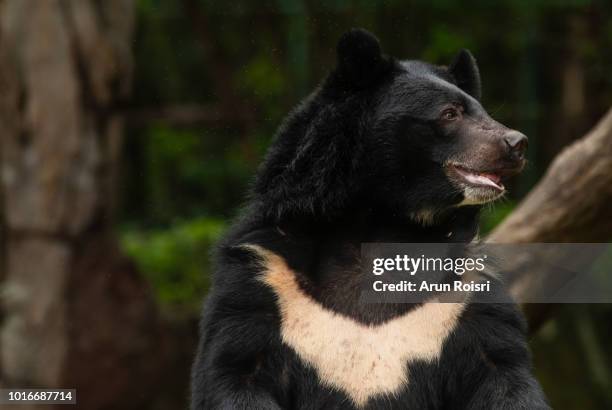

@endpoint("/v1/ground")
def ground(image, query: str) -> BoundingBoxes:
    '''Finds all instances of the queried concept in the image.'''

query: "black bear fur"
[191,28,549,410]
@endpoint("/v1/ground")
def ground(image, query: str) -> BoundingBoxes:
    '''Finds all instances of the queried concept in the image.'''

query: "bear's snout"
[503,130,528,161]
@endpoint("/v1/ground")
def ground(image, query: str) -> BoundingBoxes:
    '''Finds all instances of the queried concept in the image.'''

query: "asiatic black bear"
[191,28,549,409]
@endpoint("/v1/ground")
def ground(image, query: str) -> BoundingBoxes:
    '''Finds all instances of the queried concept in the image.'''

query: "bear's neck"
[273,205,481,244]
[245,206,481,325]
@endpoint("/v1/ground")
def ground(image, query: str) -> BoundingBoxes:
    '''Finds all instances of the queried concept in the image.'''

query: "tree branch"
[486,108,612,331]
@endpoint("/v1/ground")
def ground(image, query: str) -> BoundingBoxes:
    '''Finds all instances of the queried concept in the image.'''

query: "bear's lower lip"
[448,164,505,191]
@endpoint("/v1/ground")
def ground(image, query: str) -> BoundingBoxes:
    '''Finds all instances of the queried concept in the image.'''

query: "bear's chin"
[457,185,505,206]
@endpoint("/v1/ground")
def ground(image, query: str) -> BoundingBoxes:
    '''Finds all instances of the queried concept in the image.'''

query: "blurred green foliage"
[120,1,612,406]
[122,217,225,313]
[479,201,517,235]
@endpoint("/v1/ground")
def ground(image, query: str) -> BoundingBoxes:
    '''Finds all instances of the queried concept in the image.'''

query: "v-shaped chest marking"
[245,244,465,407]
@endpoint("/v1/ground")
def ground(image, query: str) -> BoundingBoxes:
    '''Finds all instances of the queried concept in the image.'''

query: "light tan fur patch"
[409,209,437,226]
[243,244,465,407]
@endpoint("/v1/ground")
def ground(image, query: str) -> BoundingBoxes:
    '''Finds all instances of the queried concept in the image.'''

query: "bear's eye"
[440,108,460,121]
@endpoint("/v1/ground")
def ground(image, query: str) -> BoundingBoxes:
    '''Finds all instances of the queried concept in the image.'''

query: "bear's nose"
[503,130,528,160]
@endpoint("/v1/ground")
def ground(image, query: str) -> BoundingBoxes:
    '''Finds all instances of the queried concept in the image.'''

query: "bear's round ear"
[448,49,482,101]
[336,28,386,88]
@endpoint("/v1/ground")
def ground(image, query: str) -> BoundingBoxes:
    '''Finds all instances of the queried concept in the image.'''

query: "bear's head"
[254,29,527,226]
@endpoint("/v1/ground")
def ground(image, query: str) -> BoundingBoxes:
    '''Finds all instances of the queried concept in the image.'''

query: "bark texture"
[487,108,612,330]
[0,1,170,409]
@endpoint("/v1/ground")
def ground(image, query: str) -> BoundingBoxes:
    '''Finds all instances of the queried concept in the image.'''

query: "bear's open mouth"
[448,164,505,191]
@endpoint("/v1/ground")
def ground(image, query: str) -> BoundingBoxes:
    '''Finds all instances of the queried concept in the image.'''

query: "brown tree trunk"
[487,108,612,330]
[0,1,171,409]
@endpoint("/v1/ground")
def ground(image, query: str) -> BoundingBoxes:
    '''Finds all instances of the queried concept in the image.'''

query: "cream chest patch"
[244,244,465,407]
